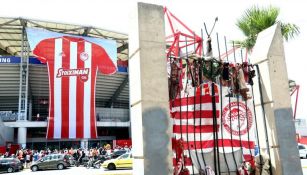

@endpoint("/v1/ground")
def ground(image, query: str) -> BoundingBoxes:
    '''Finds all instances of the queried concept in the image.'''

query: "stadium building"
[0,17,130,151]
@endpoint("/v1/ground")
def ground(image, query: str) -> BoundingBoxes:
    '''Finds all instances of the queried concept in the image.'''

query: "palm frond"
[280,22,300,41]
[236,5,299,50]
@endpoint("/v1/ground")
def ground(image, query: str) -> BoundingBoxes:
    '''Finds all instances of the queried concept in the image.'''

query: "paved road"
[4,160,307,175]
[5,167,132,175]
[302,158,307,175]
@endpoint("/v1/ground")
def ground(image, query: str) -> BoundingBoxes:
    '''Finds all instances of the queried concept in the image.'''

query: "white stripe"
[46,63,52,138]
[173,118,220,126]
[93,69,98,137]
[182,148,254,154]
[173,133,213,142]
[54,38,62,139]
[243,148,254,156]
[171,104,214,112]
[173,131,255,143]
[185,147,241,154]
[83,42,92,138]
[69,42,77,138]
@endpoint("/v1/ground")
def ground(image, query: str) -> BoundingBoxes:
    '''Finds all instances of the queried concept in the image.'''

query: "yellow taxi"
[102,153,132,170]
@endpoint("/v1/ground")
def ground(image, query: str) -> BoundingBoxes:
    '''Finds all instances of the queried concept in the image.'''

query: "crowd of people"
[0,144,132,169]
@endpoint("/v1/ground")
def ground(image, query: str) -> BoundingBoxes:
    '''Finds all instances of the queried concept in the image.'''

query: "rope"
[232,43,244,166]
[224,36,238,172]
[193,60,203,173]
[184,37,195,175]
[213,34,221,175]
[250,81,263,175]
[240,50,253,162]
[170,56,179,167]
[200,29,208,175]
[255,65,272,175]
[216,33,230,174]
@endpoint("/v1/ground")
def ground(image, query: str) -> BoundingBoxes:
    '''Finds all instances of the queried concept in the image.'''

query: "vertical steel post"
[18,19,29,121]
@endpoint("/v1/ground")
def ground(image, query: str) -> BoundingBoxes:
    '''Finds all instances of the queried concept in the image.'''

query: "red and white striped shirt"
[33,36,116,139]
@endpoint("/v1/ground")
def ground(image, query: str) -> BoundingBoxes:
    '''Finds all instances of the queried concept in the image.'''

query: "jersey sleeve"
[33,38,55,63]
[93,44,117,75]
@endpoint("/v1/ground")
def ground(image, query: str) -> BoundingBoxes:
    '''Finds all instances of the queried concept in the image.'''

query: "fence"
[168,32,273,175]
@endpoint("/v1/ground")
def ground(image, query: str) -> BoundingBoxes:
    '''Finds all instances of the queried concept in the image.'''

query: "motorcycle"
[75,156,89,167]
[85,155,107,169]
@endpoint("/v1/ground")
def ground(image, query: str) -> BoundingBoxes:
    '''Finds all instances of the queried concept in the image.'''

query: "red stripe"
[61,39,70,138]
[173,154,254,167]
[47,62,55,139]
[173,125,218,133]
[171,95,219,107]
[243,154,254,162]
[90,46,97,138]
[172,157,193,166]
[181,139,254,150]
[171,111,220,119]
[45,39,55,139]
[117,59,128,67]
[76,42,85,138]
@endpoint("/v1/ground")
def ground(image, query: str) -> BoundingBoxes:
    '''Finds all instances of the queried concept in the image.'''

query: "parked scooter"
[75,156,89,167]
[85,155,107,169]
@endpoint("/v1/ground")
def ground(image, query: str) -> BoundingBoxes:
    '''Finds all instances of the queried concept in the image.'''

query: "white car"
[298,144,307,158]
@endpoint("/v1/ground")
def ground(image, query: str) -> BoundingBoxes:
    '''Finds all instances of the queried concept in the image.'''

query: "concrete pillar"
[28,99,32,121]
[251,24,302,175]
[129,2,172,175]
[17,127,27,149]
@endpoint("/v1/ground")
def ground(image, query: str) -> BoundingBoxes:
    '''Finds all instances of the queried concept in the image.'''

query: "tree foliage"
[236,6,300,51]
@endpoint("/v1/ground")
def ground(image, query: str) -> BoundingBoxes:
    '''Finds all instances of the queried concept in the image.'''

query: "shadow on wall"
[143,107,171,175]
[259,75,279,175]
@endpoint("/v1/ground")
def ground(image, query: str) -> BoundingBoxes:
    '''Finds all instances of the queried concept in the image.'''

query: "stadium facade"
[0,17,130,150]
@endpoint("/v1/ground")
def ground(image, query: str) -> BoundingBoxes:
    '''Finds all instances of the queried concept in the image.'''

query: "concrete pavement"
[10,166,132,175]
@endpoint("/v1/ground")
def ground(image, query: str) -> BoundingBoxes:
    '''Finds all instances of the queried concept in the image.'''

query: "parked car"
[0,158,23,173]
[30,154,71,171]
[102,153,132,170]
[298,144,307,158]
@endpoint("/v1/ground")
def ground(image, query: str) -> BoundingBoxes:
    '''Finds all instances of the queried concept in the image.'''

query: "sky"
[0,0,306,118]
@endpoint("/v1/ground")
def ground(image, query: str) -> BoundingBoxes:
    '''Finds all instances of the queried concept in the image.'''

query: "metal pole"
[17,25,24,121]
[293,85,300,119]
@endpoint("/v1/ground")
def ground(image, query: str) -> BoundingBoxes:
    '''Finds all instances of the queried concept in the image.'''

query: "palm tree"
[235,6,300,51]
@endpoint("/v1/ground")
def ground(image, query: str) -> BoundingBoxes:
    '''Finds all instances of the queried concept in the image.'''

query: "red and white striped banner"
[171,82,255,172]
[28,30,117,139]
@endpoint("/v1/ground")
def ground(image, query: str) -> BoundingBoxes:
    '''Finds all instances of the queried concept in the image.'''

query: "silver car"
[31,154,70,171]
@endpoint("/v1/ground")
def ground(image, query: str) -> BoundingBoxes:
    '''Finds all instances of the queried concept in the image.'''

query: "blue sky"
[0,0,306,117]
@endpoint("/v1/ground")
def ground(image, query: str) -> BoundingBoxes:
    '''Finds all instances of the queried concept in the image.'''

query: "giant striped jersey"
[33,36,116,139]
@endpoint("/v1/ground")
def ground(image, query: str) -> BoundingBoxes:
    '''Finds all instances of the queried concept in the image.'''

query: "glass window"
[120,154,129,159]
[42,156,48,161]
[299,145,305,149]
